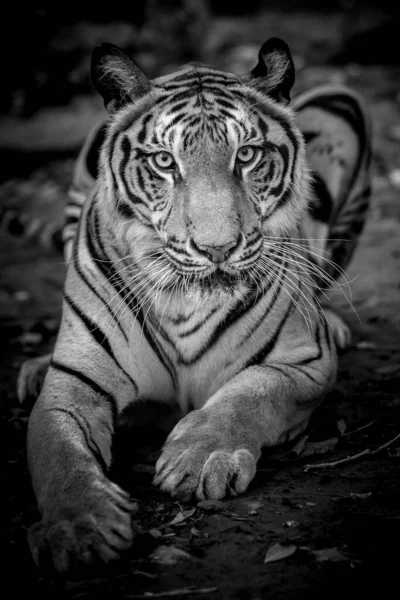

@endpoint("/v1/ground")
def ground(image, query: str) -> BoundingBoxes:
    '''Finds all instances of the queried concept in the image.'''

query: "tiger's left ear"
[243,38,295,105]
[91,43,152,113]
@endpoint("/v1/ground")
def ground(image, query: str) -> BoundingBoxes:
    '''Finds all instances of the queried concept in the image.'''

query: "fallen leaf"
[301,437,339,457]
[190,527,201,537]
[168,507,196,527]
[304,501,316,507]
[387,398,400,408]
[288,434,310,457]
[349,492,372,500]
[197,499,224,512]
[148,529,162,539]
[264,543,297,564]
[376,364,400,376]
[150,545,194,565]
[336,419,347,435]
[388,447,400,458]
[247,500,263,512]
[355,341,377,351]
[312,547,349,562]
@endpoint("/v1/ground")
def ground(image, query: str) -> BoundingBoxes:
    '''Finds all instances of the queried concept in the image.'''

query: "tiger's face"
[94,41,310,297]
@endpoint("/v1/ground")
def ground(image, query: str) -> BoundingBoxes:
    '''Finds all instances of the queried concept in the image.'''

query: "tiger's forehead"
[111,63,292,154]
[146,67,259,151]
[152,62,242,88]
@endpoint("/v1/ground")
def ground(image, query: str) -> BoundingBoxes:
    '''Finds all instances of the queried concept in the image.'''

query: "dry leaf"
[247,500,263,512]
[376,364,400,375]
[168,507,196,526]
[150,545,194,565]
[349,492,372,500]
[301,437,339,457]
[336,419,347,435]
[312,547,349,562]
[288,434,310,457]
[355,341,377,350]
[148,528,162,539]
[304,501,316,507]
[264,543,297,564]
[387,398,400,408]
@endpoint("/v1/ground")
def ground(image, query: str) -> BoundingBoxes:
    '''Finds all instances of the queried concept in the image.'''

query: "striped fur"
[25,40,371,570]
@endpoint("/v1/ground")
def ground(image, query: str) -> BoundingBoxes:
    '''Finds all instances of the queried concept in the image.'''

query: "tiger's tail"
[293,85,372,282]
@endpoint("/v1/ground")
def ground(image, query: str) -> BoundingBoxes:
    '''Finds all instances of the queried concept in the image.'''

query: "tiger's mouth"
[184,267,250,293]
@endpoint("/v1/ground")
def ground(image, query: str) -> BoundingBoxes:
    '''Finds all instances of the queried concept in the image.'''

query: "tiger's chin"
[183,268,252,300]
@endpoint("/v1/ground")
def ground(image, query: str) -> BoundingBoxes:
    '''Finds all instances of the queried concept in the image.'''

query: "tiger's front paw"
[153,410,257,501]
[29,479,138,572]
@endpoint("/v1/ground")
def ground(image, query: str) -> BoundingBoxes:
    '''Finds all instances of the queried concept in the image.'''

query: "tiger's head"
[91,39,311,298]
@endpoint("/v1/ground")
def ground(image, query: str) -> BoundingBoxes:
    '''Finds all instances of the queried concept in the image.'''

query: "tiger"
[23,38,371,571]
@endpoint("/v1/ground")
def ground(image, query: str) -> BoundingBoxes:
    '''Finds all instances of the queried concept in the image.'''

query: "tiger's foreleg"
[154,360,336,501]
[27,368,137,571]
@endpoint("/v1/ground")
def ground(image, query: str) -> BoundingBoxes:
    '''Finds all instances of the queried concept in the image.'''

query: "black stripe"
[86,203,177,386]
[50,360,118,424]
[64,292,138,394]
[73,227,128,343]
[47,407,109,473]
[285,363,323,385]
[245,296,295,368]
[178,305,221,338]
[241,261,285,344]
[119,136,145,206]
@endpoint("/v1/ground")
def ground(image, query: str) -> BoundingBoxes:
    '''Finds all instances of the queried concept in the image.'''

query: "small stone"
[283,520,300,528]
[14,290,31,302]
[17,332,43,346]
[388,169,400,189]
[150,545,194,565]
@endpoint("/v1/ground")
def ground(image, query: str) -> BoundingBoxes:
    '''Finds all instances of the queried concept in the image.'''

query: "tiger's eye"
[236,146,259,165]
[153,151,176,170]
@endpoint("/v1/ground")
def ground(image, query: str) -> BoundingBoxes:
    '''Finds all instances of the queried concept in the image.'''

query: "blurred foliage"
[0,0,398,118]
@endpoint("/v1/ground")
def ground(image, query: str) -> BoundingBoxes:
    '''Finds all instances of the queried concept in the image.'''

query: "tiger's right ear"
[91,43,151,113]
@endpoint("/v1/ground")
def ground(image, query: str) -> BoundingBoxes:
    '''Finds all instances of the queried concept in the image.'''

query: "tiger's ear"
[243,38,295,105]
[91,43,151,113]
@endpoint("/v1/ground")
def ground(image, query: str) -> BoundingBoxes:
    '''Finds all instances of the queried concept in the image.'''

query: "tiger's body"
[24,40,371,571]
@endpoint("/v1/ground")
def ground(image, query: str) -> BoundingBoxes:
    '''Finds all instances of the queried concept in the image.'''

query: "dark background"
[0,1,399,117]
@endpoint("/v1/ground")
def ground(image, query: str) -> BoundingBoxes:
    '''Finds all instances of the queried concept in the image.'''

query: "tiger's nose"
[192,238,240,263]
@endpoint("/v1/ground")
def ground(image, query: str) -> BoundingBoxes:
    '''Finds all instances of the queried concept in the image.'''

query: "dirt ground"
[1,15,400,600]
